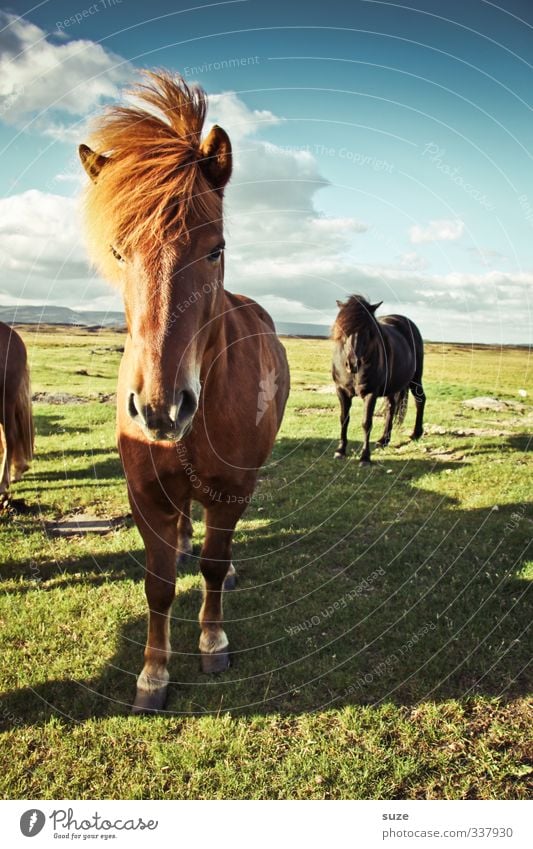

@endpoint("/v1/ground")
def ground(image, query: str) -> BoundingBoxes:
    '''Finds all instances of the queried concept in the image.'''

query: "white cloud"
[0,11,133,138]
[409,218,464,244]
[397,252,429,271]
[0,190,111,303]
[207,92,282,141]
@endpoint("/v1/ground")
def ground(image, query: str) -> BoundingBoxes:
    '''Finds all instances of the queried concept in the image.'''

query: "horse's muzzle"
[128,389,198,441]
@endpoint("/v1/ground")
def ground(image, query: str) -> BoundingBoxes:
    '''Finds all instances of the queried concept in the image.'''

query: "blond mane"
[82,71,222,280]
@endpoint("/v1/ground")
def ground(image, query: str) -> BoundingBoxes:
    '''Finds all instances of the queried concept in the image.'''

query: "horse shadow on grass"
[0,437,531,728]
[33,412,93,437]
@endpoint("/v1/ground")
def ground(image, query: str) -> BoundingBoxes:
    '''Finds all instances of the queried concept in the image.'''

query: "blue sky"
[0,0,532,342]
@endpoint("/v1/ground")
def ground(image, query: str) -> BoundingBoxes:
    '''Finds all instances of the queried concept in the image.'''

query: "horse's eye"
[207,245,224,263]
[110,245,125,264]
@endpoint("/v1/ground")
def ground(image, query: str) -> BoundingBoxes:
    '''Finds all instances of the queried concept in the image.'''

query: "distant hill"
[0,305,125,328]
[0,305,330,337]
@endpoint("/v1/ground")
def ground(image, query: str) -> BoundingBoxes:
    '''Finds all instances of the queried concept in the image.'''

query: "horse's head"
[79,74,232,442]
[334,297,382,375]
[343,333,359,374]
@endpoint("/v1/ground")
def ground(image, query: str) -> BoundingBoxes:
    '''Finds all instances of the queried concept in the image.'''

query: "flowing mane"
[332,294,377,340]
[82,71,222,278]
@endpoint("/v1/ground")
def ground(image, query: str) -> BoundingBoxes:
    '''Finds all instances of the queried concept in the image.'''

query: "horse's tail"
[13,362,34,469]
[394,388,409,425]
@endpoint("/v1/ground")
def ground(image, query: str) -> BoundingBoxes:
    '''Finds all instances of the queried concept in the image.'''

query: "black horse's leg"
[360,394,377,464]
[334,388,353,459]
[377,394,396,447]
[409,380,426,440]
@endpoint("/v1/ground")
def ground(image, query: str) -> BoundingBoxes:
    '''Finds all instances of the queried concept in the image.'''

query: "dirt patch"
[45,512,130,537]
[32,392,116,405]
[426,425,512,438]
[462,396,525,413]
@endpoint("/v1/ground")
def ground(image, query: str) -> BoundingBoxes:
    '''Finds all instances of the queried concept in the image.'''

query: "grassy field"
[0,327,531,799]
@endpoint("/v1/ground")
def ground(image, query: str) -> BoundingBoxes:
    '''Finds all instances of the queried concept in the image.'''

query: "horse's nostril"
[180,390,197,422]
[171,389,198,429]
[128,392,139,419]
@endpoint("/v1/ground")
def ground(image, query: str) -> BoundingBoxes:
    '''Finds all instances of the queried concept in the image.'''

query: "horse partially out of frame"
[332,295,425,464]
[0,322,34,502]
[79,72,290,713]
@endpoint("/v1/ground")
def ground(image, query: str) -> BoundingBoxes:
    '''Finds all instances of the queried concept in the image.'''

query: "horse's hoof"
[410,431,423,441]
[334,451,346,460]
[131,686,168,715]
[359,459,371,467]
[201,648,230,674]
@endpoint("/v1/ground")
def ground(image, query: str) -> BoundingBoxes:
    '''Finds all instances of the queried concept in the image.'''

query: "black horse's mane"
[332,295,378,339]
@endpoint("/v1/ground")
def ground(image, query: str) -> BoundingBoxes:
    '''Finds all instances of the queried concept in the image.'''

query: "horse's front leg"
[377,395,396,448]
[177,497,193,565]
[131,499,178,714]
[360,394,377,464]
[199,501,245,673]
[334,388,353,459]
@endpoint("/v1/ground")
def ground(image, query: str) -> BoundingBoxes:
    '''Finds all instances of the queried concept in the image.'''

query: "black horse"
[332,295,426,464]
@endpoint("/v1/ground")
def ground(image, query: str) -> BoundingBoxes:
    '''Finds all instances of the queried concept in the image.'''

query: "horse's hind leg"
[334,388,352,459]
[377,395,396,448]
[409,379,426,440]
[177,498,193,565]
[199,501,245,673]
[132,500,178,714]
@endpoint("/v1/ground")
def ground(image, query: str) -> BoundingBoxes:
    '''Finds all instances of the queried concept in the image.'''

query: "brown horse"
[0,322,34,502]
[79,72,290,714]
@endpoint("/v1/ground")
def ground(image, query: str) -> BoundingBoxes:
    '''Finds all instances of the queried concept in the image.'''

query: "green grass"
[0,328,531,799]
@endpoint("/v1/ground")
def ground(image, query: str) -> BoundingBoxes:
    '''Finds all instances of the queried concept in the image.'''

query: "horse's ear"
[198,125,232,190]
[79,144,108,183]
[370,301,383,313]
[336,299,344,308]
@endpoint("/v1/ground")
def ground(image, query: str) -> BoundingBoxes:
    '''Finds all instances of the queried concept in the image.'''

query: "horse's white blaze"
[199,628,229,654]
